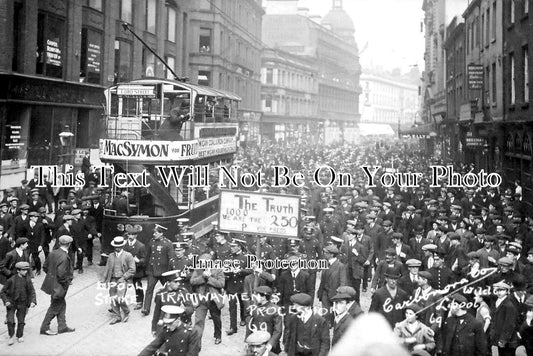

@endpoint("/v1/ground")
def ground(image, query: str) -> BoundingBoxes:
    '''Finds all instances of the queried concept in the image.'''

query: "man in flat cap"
[245,330,277,356]
[398,259,422,296]
[0,261,36,345]
[142,224,174,315]
[14,179,30,207]
[244,286,282,354]
[40,235,75,335]
[0,237,30,284]
[318,245,347,327]
[138,305,200,356]
[408,225,430,262]
[101,236,136,324]
[441,293,487,356]
[370,248,403,292]
[123,225,147,310]
[343,224,373,302]
[277,254,313,312]
[11,204,29,240]
[283,293,330,356]
[331,291,359,347]
[489,281,520,356]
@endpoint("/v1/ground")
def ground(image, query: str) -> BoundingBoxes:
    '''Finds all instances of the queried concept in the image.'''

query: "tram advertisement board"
[218,190,300,238]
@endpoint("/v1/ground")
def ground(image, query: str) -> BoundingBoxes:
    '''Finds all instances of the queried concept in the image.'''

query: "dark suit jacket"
[332,312,352,346]
[25,221,45,253]
[0,274,36,307]
[344,235,374,279]
[489,297,520,348]
[408,237,430,261]
[11,215,29,238]
[0,249,30,283]
[283,313,330,356]
[442,313,487,356]
[369,286,409,327]
[277,269,313,307]
[41,248,73,299]
[318,259,347,302]
[397,274,419,296]
[123,240,147,279]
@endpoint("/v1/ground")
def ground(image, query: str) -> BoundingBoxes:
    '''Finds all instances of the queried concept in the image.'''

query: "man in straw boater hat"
[0,261,36,345]
[142,224,174,316]
[101,235,136,325]
[138,305,200,356]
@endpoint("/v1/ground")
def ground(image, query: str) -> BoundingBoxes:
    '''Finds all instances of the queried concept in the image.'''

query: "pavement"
[0,244,374,356]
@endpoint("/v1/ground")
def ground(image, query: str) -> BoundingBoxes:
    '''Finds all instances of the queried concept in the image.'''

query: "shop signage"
[99,138,198,161]
[468,65,484,90]
[197,136,237,158]
[465,132,486,147]
[116,85,155,97]
[46,39,62,67]
[5,125,24,148]
[219,191,300,238]
[87,41,101,73]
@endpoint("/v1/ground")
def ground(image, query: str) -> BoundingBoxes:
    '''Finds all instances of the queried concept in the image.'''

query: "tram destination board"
[218,190,300,238]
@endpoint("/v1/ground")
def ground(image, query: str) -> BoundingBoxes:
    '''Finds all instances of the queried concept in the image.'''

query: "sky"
[301,0,425,73]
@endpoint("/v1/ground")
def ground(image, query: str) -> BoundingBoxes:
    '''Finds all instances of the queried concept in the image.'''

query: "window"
[511,0,515,23]
[146,0,157,33]
[120,0,132,23]
[165,56,175,80]
[492,2,496,40]
[525,47,529,102]
[85,0,102,11]
[80,28,103,84]
[264,95,272,112]
[511,53,516,104]
[266,68,273,84]
[114,40,132,83]
[492,62,497,105]
[486,65,490,104]
[36,12,65,79]
[167,6,176,42]
[481,14,484,47]
[198,70,211,86]
[486,8,490,45]
[475,16,480,47]
[142,48,156,77]
[526,0,529,14]
[12,2,23,72]
[199,28,212,53]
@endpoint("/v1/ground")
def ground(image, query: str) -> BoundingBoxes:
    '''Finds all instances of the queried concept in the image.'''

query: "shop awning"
[357,123,395,136]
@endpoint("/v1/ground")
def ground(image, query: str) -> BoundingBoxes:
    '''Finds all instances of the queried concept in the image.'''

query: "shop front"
[0,73,104,188]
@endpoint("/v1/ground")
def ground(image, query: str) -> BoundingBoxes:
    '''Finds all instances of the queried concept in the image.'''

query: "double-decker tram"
[98,77,240,252]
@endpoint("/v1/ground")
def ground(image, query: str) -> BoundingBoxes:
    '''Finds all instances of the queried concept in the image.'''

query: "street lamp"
[58,125,74,166]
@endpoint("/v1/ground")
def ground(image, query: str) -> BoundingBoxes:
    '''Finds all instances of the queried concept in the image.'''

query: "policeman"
[138,305,200,356]
[169,242,192,291]
[151,270,194,336]
[142,224,174,315]
[226,238,252,335]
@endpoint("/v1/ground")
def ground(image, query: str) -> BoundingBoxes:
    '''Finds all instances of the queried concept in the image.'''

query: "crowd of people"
[0,138,532,356]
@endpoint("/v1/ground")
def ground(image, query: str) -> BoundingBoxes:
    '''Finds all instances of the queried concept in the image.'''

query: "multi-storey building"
[502,0,532,210]
[262,0,361,144]
[359,72,419,131]
[421,0,469,154]
[0,0,191,188]
[260,48,319,143]
[443,16,465,163]
[188,0,264,143]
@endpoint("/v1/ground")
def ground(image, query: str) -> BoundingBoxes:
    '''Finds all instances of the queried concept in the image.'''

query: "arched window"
[506,134,514,152]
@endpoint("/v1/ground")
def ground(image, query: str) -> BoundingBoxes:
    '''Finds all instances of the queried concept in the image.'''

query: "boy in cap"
[393,303,435,353]
[0,237,30,283]
[489,281,520,356]
[0,261,36,345]
[245,331,277,356]
[283,293,330,356]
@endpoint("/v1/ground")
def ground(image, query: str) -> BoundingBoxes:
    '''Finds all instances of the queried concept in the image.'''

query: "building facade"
[0,0,191,189]
[187,0,264,144]
[359,72,419,131]
[262,0,361,144]
[260,48,320,143]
